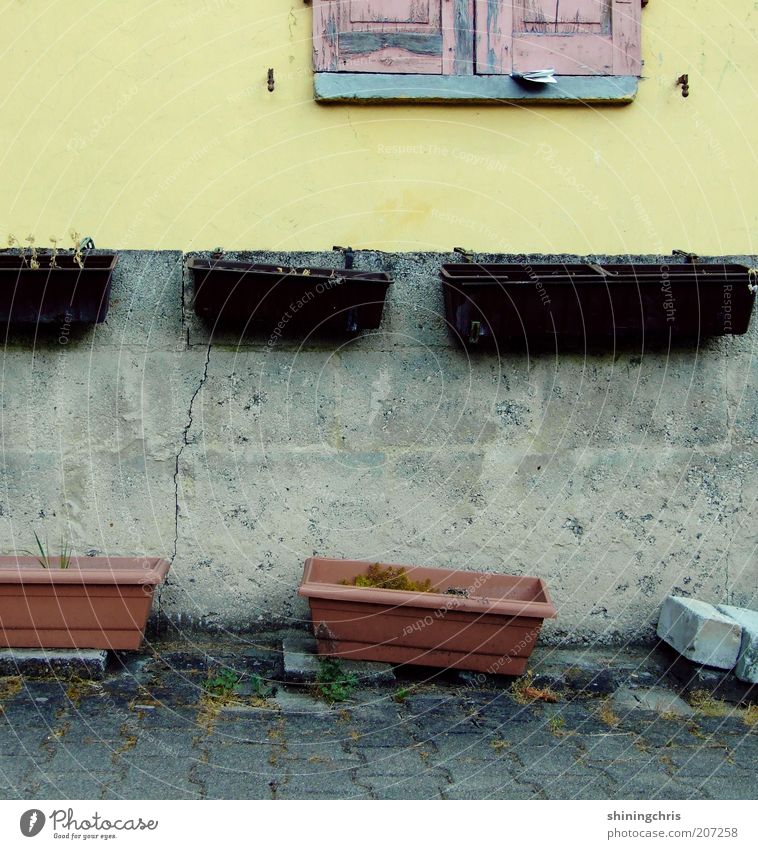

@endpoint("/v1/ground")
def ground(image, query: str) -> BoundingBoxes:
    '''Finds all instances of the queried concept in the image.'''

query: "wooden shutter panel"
[313,0,474,74]
[476,0,642,76]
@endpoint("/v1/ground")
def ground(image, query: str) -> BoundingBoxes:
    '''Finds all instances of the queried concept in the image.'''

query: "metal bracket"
[672,249,700,264]
[454,246,474,263]
[345,308,358,333]
[333,245,355,270]
[676,74,689,98]
[468,320,481,345]
[79,236,95,251]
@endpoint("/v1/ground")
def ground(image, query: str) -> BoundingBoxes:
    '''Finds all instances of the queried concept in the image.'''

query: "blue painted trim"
[314,73,638,104]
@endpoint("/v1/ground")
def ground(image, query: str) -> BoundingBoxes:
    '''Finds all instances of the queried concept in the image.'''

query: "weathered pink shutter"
[476,0,641,76]
[314,0,474,74]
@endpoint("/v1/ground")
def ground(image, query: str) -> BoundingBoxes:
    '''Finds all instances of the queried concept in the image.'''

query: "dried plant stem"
[25,235,39,270]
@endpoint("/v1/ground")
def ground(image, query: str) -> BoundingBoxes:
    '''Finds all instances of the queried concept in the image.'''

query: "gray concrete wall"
[1,250,756,645]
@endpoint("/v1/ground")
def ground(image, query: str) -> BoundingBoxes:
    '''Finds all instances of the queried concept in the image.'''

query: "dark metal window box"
[0,254,117,324]
[441,262,756,347]
[187,258,393,335]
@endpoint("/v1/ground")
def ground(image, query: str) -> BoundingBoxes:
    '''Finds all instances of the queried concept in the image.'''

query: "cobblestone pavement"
[0,637,756,801]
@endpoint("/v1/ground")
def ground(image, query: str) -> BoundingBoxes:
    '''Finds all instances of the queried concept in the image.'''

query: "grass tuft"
[511,671,561,704]
[688,689,732,718]
[597,698,621,727]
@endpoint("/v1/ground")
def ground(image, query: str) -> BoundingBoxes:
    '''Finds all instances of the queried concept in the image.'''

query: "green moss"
[341,563,433,593]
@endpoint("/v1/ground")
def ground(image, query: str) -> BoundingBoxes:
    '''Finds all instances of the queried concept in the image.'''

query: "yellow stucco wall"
[1,1,756,252]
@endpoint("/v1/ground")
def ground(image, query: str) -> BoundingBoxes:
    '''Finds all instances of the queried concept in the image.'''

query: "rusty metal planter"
[187,258,392,334]
[0,557,170,650]
[0,254,117,324]
[441,262,756,347]
[299,557,557,676]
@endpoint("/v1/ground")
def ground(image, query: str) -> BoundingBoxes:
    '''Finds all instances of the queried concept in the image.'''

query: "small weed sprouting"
[548,714,567,737]
[204,668,240,699]
[25,532,72,569]
[315,657,358,704]
[393,686,412,704]
[249,673,275,700]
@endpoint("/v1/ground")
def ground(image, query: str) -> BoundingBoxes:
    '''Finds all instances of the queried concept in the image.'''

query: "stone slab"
[656,596,742,669]
[613,686,695,717]
[0,648,108,680]
[717,604,758,684]
[282,634,395,684]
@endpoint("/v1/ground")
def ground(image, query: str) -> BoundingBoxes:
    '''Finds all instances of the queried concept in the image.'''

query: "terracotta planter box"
[187,258,392,334]
[0,557,170,650]
[299,557,557,676]
[440,262,756,347]
[0,254,117,324]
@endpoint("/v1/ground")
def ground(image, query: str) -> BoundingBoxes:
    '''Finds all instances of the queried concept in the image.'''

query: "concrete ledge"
[282,634,395,684]
[0,648,108,680]
[314,73,638,104]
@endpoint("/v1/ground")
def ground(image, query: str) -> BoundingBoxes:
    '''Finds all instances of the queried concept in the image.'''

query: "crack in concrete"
[170,344,212,566]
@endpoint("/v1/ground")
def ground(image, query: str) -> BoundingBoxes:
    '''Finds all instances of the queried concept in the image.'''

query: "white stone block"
[657,596,742,669]
[717,604,758,684]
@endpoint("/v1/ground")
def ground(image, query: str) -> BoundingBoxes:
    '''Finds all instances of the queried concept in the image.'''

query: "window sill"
[314,73,638,105]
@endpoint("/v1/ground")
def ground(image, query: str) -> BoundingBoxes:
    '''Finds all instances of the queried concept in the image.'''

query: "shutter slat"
[513,34,615,75]
[611,0,642,75]
[474,0,513,74]
[339,32,444,56]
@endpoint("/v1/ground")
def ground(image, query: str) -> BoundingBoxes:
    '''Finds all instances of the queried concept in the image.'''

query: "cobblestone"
[0,639,756,800]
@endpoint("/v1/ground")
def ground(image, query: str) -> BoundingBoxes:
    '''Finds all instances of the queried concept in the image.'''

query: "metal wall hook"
[676,74,689,97]
[267,69,275,92]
